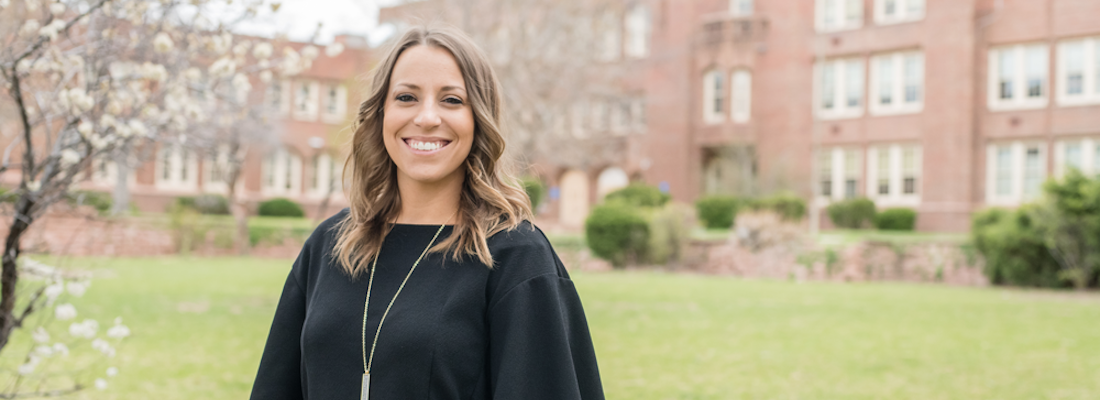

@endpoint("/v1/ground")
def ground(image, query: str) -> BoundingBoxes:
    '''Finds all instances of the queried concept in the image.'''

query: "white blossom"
[91,338,115,357]
[77,120,93,137]
[106,100,123,116]
[232,41,251,56]
[208,57,236,78]
[252,42,273,59]
[280,47,301,76]
[325,42,345,58]
[34,345,54,357]
[68,319,98,338]
[66,281,88,297]
[31,327,50,344]
[107,318,130,340]
[99,114,117,128]
[24,0,38,12]
[89,135,109,150]
[59,149,80,168]
[127,120,148,137]
[106,366,119,377]
[26,180,41,192]
[20,19,40,38]
[94,378,107,390]
[52,343,69,356]
[44,282,64,301]
[183,67,202,82]
[66,88,94,113]
[38,19,66,42]
[17,359,37,376]
[153,32,174,53]
[0,0,10,9]
[141,62,167,81]
[301,45,319,60]
[49,2,64,15]
[55,303,77,320]
[259,70,273,83]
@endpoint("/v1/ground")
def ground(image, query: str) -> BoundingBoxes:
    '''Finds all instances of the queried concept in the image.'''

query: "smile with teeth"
[405,138,450,152]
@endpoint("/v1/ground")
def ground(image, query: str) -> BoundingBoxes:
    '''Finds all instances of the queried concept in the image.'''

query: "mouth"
[403,137,452,154]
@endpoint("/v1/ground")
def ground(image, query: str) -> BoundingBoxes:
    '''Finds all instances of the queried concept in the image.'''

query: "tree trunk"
[111,160,131,216]
[0,199,35,354]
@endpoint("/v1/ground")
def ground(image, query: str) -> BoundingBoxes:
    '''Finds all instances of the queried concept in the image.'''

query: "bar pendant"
[361,373,370,400]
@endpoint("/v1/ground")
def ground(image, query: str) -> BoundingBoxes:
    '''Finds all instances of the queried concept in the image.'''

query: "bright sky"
[230,0,400,46]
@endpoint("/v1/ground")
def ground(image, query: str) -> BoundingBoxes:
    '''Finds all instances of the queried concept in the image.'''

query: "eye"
[443,97,464,105]
[395,94,416,102]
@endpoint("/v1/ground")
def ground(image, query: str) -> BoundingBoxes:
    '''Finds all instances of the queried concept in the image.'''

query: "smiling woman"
[250,25,605,400]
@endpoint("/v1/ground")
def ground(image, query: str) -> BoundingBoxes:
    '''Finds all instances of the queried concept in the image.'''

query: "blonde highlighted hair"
[331,25,533,277]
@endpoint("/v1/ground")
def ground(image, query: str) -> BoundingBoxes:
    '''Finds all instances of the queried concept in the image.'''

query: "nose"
[413,99,442,129]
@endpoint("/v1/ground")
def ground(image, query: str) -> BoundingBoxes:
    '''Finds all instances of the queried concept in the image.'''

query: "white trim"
[598,11,622,62]
[307,153,342,198]
[816,146,863,201]
[814,57,865,120]
[703,70,726,124]
[154,144,199,192]
[816,0,863,33]
[266,79,291,116]
[731,69,752,123]
[985,141,1047,206]
[866,144,922,207]
[873,0,925,25]
[293,80,320,121]
[1056,37,1100,107]
[1053,138,1098,178]
[321,84,348,124]
[869,51,924,116]
[261,147,303,197]
[624,3,651,59]
[988,44,1050,112]
[730,0,754,16]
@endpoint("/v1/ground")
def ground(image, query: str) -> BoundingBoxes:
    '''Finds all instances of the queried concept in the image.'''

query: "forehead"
[390,45,465,89]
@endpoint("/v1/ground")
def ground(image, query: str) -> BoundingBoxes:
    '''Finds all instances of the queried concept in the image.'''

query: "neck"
[394,172,463,225]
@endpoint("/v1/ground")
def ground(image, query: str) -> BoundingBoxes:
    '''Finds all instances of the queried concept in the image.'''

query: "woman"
[250,25,604,400]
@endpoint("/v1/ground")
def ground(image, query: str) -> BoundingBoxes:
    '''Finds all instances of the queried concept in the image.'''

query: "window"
[293,80,320,121]
[817,147,863,200]
[266,80,290,115]
[816,0,862,33]
[624,4,651,58]
[703,70,725,124]
[816,58,864,119]
[611,101,631,135]
[844,149,860,198]
[321,84,348,124]
[870,51,923,114]
[731,70,752,123]
[1055,138,1100,177]
[731,0,753,16]
[874,0,924,24]
[818,150,833,197]
[986,141,1046,205]
[867,144,922,204]
[1057,37,1100,105]
[598,11,622,62]
[309,153,341,196]
[989,44,1049,110]
[262,147,302,195]
[156,144,198,191]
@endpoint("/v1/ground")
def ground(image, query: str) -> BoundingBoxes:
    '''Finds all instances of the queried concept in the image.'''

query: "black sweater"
[250,209,604,400]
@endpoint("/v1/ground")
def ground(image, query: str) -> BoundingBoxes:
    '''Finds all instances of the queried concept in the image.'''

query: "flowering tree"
[0,0,304,394]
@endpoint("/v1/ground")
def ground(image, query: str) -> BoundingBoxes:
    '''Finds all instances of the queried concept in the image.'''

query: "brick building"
[381,0,1100,232]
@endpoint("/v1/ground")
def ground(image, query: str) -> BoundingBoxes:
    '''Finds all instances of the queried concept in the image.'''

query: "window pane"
[877,148,890,195]
[902,146,918,194]
[1026,46,1046,98]
[904,53,922,103]
[819,151,833,196]
[884,0,896,16]
[1065,142,1082,171]
[845,0,861,25]
[1024,146,1042,197]
[822,63,836,109]
[180,149,189,181]
[1066,42,1085,95]
[823,0,837,27]
[878,57,893,105]
[995,146,1012,196]
[732,71,751,121]
[845,60,862,107]
[906,0,924,15]
[714,74,725,114]
[998,49,1014,100]
[161,148,172,181]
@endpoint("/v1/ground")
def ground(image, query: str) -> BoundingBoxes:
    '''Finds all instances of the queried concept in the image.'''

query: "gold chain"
[361,214,453,375]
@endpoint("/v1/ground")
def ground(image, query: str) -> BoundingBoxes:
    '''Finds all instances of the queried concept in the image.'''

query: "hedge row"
[693,193,807,229]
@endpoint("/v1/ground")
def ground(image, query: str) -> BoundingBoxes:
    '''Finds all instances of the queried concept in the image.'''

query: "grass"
[6,256,1099,399]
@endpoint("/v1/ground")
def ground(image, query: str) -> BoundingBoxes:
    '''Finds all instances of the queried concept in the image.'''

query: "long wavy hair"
[331,25,533,277]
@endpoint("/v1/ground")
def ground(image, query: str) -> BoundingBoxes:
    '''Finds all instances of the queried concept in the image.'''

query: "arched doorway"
[596,167,629,200]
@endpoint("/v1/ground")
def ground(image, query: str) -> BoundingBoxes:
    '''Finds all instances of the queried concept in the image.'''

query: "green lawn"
[16,256,1100,399]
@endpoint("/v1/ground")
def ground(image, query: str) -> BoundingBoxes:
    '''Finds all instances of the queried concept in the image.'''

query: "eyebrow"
[393,83,467,93]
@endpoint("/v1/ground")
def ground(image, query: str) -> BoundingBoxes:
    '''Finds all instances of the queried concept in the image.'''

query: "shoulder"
[485,221,570,303]
[292,208,349,274]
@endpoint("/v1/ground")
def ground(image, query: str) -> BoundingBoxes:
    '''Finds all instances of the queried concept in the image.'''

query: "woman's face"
[382,45,474,189]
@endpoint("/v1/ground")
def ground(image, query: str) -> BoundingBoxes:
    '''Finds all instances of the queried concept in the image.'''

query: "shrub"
[521,177,545,211]
[746,193,807,222]
[585,202,650,268]
[695,195,741,229]
[66,191,113,215]
[605,183,670,208]
[826,197,876,229]
[173,195,231,215]
[874,208,917,231]
[971,206,1063,288]
[646,203,694,265]
[258,198,305,218]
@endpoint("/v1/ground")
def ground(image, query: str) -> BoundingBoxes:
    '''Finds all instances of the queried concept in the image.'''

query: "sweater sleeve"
[487,274,605,400]
[250,256,308,399]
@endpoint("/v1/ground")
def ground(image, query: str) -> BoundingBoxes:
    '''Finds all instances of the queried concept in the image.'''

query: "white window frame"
[988,44,1050,111]
[703,70,726,124]
[624,4,651,59]
[293,80,320,121]
[266,79,291,116]
[202,145,243,195]
[985,141,1047,206]
[1056,37,1100,106]
[730,0,754,16]
[321,84,348,124]
[731,69,752,123]
[816,0,863,33]
[1053,138,1099,178]
[816,147,863,202]
[874,0,924,25]
[870,50,924,115]
[262,147,303,196]
[155,144,199,191]
[307,153,342,197]
[866,144,922,206]
[598,11,622,62]
[814,57,865,120]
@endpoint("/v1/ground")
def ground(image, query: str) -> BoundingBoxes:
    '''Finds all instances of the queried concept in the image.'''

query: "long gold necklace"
[360,214,453,400]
